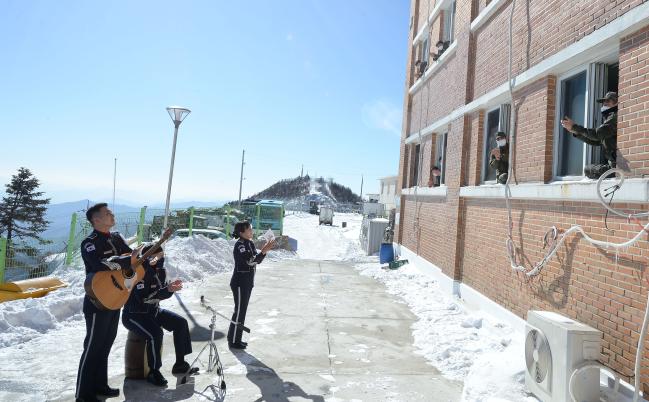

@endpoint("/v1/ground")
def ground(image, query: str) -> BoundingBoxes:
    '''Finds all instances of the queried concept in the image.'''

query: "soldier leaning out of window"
[560,91,618,179]
[489,131,509,184]
[428,166,441,187]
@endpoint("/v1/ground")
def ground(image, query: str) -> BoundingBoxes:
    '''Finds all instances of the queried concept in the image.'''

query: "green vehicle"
[240,199,285,237]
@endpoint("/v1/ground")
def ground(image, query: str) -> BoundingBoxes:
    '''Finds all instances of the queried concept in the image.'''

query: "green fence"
[0,205,247,283]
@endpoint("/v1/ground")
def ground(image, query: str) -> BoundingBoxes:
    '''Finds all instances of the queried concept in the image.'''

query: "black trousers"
[227,285,253,344]
[122,308,192,371]
[75,306,119,399]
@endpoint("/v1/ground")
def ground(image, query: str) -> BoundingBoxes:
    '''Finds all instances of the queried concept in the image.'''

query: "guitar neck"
[135,233,170,265]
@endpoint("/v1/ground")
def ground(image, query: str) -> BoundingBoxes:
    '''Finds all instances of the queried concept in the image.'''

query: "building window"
[443,1,456,44]
[416,36,430,78]
[482,104,511,182]
[554,62,618,179]
[412,144,421,186]
[434,133,448,185]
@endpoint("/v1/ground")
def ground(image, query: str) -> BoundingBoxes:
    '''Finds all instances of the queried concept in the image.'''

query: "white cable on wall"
[502,0,648,399]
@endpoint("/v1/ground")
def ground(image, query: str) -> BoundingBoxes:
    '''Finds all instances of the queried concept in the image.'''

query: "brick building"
[396,0,649,391]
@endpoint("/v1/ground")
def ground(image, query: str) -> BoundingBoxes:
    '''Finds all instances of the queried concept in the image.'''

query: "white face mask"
[496,139,507,147]
[601,105,613,113]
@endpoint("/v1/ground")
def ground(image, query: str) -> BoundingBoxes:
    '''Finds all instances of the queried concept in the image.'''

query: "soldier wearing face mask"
[561,91,618,179]
[489,131,509,184]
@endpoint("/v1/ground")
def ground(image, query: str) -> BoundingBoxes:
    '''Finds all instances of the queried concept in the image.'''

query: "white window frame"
[482,106,501,184]
[412,143,422,187]
[552,53,619,181]
[481,104,511,184]
[553,66,591,181]
[443,1,456,44]
[435,133,448,186]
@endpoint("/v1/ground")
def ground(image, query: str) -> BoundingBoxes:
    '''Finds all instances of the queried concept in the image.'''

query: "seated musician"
[121,245,194,386]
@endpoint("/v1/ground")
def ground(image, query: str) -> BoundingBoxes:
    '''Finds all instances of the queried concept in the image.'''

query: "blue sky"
[0,0,408,205]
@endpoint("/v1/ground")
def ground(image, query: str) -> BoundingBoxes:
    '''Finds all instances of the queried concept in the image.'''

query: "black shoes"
[147,369,168,387]
[172,361,191,374]
[228,341,247,349]
[76,397,99,402]
[95,385,120,397]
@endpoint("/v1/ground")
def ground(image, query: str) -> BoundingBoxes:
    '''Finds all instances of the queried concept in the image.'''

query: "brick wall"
[458,197,649,384]
[472,0,648,101]
[397,0,649,391]
[618,24,649,177]
[510,75,556,183]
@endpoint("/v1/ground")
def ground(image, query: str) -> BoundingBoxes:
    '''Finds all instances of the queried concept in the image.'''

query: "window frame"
[443,1,456,44]
[552,54,618,181]
[435,133,448,186]
[481,104,511,184]
[553,66,592,181]
[481,106,501,184]
[412,143,422,187]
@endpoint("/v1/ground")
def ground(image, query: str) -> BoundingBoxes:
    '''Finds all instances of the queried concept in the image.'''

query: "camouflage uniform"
[570,110,617,179]
[489,144,509,184]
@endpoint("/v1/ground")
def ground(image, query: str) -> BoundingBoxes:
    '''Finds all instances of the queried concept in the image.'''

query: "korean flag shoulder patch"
[238,245,246,253]
[136,283,145,290]
[84,243,96,253]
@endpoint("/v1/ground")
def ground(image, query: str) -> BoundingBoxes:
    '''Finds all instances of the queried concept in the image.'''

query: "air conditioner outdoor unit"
[525,310,601,402]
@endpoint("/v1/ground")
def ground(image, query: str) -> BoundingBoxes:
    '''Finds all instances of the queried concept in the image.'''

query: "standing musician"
[76,203,138,402]
[227,221,275,349]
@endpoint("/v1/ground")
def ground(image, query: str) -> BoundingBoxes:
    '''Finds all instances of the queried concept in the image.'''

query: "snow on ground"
[283,211,372,262]
[285,212,532,401]
[0,234,295,401]
[0,211,534,401]
[354,262,533,401]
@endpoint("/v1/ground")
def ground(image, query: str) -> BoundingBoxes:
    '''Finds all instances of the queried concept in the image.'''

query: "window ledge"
[413,0,454,44]
[401,185,448,197]
[470,0,507,32]
[459,179,649,203]
[409,41,458,95]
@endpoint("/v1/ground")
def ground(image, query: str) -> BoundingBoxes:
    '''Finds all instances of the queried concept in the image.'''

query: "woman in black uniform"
[227,221,275,349]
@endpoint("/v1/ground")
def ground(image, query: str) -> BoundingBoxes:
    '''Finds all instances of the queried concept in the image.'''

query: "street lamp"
[163,106,191,232]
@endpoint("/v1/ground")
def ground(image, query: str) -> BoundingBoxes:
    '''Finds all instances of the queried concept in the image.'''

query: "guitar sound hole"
[122,269,134,279]
[111,275,124,291]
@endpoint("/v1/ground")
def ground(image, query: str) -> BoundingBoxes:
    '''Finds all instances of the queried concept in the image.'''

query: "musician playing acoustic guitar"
[75,203,139,402]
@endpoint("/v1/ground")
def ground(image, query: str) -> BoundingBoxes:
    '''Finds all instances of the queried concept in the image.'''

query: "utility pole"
[238,150,245,208]
[301,165,303,177]
[112,157,117,211]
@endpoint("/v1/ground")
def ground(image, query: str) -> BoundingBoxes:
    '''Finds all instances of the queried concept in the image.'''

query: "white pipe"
[501,0,647,398]
[634,290,649,402]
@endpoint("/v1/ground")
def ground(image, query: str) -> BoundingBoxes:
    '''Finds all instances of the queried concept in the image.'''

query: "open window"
[482,104,511,183]
[554,62,618,179]
[433,133,448,186]
[411,143,422,187]
[442,1,456,44]
[416,35,430,78]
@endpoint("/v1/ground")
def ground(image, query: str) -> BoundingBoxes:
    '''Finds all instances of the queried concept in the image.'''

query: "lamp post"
[163,106,191,232]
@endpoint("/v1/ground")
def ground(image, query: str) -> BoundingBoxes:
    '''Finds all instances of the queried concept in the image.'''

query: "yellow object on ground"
[0,277,67,303]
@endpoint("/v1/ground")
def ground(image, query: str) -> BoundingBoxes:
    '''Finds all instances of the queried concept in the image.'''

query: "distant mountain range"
[42,199,225,244]
[35,177,358,244]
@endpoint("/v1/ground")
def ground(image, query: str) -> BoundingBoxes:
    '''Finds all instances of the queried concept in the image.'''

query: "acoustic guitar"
[84,228,172,310]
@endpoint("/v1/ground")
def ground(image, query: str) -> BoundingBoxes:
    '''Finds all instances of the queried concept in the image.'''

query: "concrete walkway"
[114,259,462,401]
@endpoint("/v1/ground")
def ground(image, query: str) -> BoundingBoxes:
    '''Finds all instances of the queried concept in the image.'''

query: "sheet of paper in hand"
[260,228,276,243]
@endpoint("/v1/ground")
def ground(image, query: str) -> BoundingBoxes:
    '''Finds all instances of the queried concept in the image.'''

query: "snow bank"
[283,212,372,262]
[0,266,85,348]
[0,234,294,348]
[354,262,534,401]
